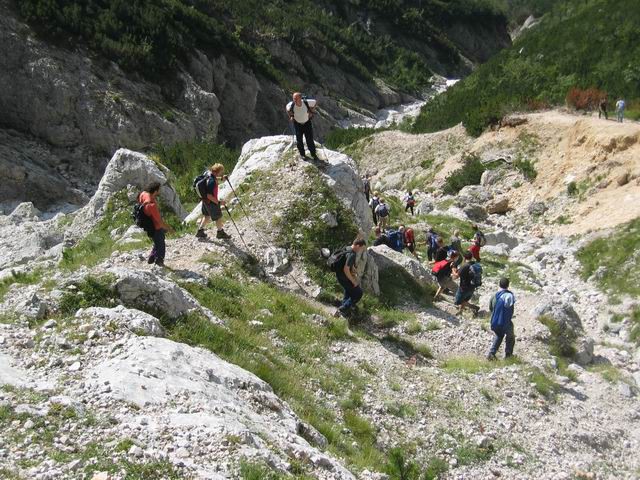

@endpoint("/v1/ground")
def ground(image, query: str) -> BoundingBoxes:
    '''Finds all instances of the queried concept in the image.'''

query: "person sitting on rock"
[334,238,367,318]
[487,277,516,360]
[369,191,381,226]
[375,198,390,229]
[403,190,416,215]
[196,163,231,240]
[432,251,459,300]
[469,224,485,261]
[286,92,318,160]
[434,236,449,261]
[402,226,418,258]
[453,251,481,316]
[138,182,174,267]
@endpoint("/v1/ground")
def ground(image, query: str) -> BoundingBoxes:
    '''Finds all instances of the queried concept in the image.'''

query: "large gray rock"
[85,336,355,478]
[356,249,380,296]
[75,305,165,337]
[416,198,435,216]
[456,185,491,206]
[0,212,65,270]
[484,229,520,249]
[0,285,48,320]
[263,247,290,275]
[463,204,488,222]
[67,149,185,242]
[369,245,433,285]
[108,268,222,324]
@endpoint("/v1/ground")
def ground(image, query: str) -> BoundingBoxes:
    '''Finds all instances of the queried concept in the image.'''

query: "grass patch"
[325,126,384,150]
[58,275,118,315]
[588,363,626,384]
[577,218,640,299]
[529,367,560,400]
[441,355,520,374]
[385,401,417,418]
[425,320,441,331]
[0,269,43,302]
[423,456,449,480]
[455,440,494,466]
[442,154,485,195]
[538,315,577,358]
[406,320,423,335]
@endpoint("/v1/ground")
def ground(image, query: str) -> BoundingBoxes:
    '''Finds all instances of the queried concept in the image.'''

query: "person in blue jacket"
[487,277,516,360]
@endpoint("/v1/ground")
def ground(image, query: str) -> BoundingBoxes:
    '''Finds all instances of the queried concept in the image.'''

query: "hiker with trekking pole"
[328,238,367,318]
[286,92,319,161]
[194,163,231,240]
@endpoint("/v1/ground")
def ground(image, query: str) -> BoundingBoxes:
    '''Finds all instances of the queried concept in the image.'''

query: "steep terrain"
[0,0,511,210]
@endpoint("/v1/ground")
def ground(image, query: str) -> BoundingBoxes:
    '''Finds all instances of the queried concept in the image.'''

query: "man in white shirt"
[286,92,318,160]
[616,98,626,123]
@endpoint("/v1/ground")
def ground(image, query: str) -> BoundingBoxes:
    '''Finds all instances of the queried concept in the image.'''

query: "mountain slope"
[412,0,640,136]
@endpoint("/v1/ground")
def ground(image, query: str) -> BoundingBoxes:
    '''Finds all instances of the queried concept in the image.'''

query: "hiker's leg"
[210,203,223,231]
[410,206,414,215]
[294,122,305,156]
[489,330,505,356]
[303,122,316,157]
[505,323,516,357]
[427,246,433,261]
[153,229,166,263]
[350,285,363,308]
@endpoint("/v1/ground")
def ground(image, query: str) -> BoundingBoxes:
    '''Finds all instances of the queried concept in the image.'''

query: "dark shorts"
[202,201,222,221]
[454,288,474,305]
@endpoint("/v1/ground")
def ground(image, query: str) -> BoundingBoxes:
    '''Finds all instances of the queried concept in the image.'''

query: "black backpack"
[288,97,315,119]
[327,247,349,272]
[132,201,155,234]
[193,171,212,199]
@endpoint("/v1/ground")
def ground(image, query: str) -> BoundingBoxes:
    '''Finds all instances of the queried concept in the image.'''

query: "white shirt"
[616,100,625,111]
[286,98,317,124]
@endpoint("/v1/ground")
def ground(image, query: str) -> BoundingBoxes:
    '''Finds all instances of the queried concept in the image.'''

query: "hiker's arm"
[343,264,358,286]
[489,295,495,313]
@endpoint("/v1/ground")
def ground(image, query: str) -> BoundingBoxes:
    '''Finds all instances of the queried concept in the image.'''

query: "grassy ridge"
[412,0,640,136]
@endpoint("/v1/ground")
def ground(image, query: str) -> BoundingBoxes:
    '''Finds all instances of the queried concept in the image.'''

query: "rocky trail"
[1,110,640,480]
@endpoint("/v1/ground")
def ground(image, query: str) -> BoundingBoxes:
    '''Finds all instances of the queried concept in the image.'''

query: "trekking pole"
[224,205,250,251]
[225,177,253,225]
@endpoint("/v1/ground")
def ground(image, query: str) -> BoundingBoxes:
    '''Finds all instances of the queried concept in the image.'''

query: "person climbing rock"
[403,190,416,215]
[363,174,371,203]
[402,226,418,258]
[432,251,459,300]
[195,163,231,240]
[453,251,480,316]
[616,98,626,123]
[469,224,486,261]
[375,198,390,229]
[138,182,174,267]
[369,191,381,226]
[332,238,367,318]
[286,92,318,160]
[487,277,516,360]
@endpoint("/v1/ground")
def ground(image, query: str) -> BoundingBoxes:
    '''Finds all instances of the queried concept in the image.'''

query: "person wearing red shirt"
[138,183,174,267]
[402,226,418,258]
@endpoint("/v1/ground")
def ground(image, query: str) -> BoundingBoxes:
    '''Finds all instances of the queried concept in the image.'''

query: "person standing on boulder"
[375,198,390,229]
[138,182,174,267]
[487,277,516,360]
[453,251,480,315]
[333,238,367,318]
[615,98,626,123]
[286,92,318,160]
[196,163,231,240]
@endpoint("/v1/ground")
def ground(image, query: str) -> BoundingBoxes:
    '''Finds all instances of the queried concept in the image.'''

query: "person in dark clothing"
[363,175,371,202]
[286,92,318,160]
[598,96,608,120]
[426,228,439,262]
[373,227,391,248]
[403,191,416,215]
[449,229,463,267]
[334,239,367,317]
[434,236,448,262]
[432,251,459,300]
[196,163,231,240]
[138,183,174,267]
[453,251,480,315]
[402,226,418,258]
[487,278,516,360]
[369,191,381,226]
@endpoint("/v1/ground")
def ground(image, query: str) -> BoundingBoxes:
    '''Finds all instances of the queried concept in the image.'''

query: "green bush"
[513,158,537,180]
[442,154,486,195]
[59,275,118,315]
[537,315,577,358]
[324,127,381,150]
[567,181,578,196]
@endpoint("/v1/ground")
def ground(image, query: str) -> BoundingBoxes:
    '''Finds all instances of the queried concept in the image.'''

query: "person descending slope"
[402,226,418,258]
[432,251,459,300]
[487,277,516,360]
[375,198,390,229]
[369,191,381,226]
[286,92,318,160]
[329,238,367,318]
[403,191,416,215]
[195,163,231,240]
[469,224,486,261]
[453,251,481,316]
[137,182,174,267]
[426,227,439,263]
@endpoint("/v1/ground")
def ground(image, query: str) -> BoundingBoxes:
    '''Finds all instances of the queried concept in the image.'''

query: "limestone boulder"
[369,245,433,285]
[456,185,491,206]
[263,247,290,275]
[483,244,511,257]
[487,196,510,214]
[356,249,380,296]
[75,305,165,337]
[416,198,435,216]
[463,204,488,222]
[484,229,520,249]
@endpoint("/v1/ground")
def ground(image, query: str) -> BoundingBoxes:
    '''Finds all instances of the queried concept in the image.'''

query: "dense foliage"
[442,154,486,195]
[17,0,506,92]
[412,0,640,136]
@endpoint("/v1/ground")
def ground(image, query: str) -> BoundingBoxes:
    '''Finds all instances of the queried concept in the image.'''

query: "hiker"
[598,96,608,120]
[453,251,481,315]
[389,227,404,253]
[487,277,516,360]
[138,182,174,267]
[363,175,371,202]
[375,198,390,229]
[434,236,448,262]
[432,251,459,300]
[615,98,626,123]
[332,238,367,318]
[286,92,318,160]
[450,229,463,267]
[469,224,486,261]
[403,191,416,215]
[402,226,418,258]
[426,227,439,262]
[195,163,231,240]
[369,191,381,225]
[373,227,391,248]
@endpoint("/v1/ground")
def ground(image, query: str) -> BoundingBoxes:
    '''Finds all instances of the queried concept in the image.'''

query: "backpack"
[475,231,487,247]
[429,232,439,249]
[327,247,349,272]
[193,171,212,199]
[406,196,415,207]
[288,97,315,119]
[470,262,483,287]
[377,203,389,217]
[132,201,155,234]
[387,230,403,252]
[370,197,380,209]
[431,260,450,279]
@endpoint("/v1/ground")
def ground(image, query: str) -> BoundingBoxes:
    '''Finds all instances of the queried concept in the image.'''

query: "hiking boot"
[486,353,497,361]
[147,255,156,264]
[154,260,166,267]
[299,154,308,161]
[333,309,343,318]
[195,229,207,239]
[311,153,320,161]
[216,229,232,239]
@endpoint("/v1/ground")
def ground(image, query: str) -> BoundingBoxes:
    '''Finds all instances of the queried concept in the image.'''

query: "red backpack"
[431,260,450,275]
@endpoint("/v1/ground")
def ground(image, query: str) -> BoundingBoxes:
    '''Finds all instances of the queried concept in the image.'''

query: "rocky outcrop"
[369,245,433,285]
[485,229,519,249]
[357,249,380,296]
[75,305,165,337]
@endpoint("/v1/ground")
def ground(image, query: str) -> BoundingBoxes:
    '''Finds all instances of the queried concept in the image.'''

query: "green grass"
[422,456,449,480]
[169,274,387,472]
[538,315,577,358]
[631,307,640,345]
[441,355,521,374]
[58,275,119,315]
[0,269,43,302]
[576,218,640,299]
[412,0,640,136]
[325,127,384,150]
[588,363,626,384]
[529,368,560,400]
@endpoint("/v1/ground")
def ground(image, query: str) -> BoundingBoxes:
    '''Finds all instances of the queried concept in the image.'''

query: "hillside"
[412,0,640,136]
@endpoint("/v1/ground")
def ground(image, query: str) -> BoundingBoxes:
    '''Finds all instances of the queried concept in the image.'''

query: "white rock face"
[67,149,186,242]
[369,245,433,285]
[108,267,222,324]
[485,229,520,249]
[357,249,380,295]
[483,244,511,257]
[262,247,290,275]
[75,305,165,337]
[0,285,48,320]
[85,336,354,478]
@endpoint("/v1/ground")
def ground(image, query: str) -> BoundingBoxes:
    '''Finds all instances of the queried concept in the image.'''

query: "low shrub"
[537,315,577,358]
[442,154,486,195]
[324,127,381,150]
[59,275,118,315]
[566,87,606,111]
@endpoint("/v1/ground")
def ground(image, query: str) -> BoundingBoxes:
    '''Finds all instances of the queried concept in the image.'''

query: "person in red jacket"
[401,226,418,258]
[138,183,174,267]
